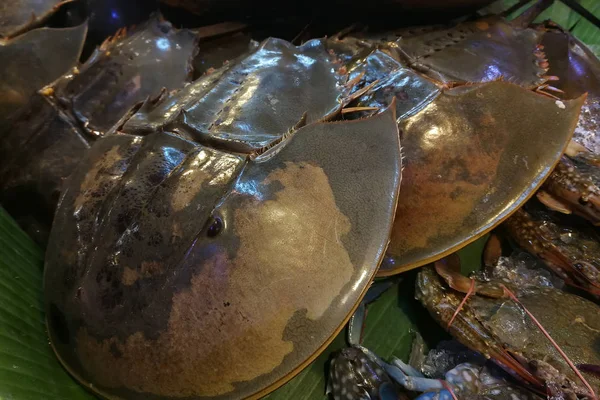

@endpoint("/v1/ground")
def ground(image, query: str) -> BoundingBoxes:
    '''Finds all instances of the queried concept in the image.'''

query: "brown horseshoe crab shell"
[44,88,402,399]
[378,81,584,275]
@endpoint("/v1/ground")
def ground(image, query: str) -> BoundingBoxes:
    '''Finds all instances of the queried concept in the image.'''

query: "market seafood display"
[417,254,600,399]
[1,0,600,399]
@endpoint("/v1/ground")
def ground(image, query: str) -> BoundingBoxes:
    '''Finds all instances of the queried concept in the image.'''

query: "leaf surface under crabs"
[44,106,402,399]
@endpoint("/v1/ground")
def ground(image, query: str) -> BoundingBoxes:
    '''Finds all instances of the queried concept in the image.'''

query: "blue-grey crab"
[327,340,540,399]
[417,252,600,399]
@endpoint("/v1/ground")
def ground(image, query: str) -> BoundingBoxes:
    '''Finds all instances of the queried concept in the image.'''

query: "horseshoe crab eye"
[207,216,223,237]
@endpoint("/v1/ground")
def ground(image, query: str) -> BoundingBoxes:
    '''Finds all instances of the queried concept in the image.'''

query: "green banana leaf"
[1,1,600,399]
[0,208,92,400]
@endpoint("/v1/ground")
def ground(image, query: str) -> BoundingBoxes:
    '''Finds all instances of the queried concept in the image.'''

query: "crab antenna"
[440,380,459,400]
[291,20,312,45]
[447,278,475,329]
[501,284,599,400]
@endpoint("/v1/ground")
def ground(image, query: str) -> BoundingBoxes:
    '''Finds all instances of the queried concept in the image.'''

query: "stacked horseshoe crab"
[1,0,600,399]
[328,7,600,400]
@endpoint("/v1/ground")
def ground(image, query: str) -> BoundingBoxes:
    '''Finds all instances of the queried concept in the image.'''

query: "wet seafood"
[2,1,598,399]
[504,206,600,295]
[323,15,587,275]
[328,345,405,400]
[0,17,198,243]
[328,341,539,399]
[0,1,87,122]
[44,37,402,399]
[417,253,600,399]
[0,0,160,122]
[536,143,600,226]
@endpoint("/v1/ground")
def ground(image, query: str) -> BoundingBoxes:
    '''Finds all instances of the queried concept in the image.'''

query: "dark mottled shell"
[328,346,399,400]
[0,0,63,37]
[327,346,397,400]
[0,17,198,243]
[0,23,87,121]
[44,36,402,397]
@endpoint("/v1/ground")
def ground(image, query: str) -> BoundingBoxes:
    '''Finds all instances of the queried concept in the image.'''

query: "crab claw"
[504,208,600,296]
[541,157,600,225]
[434,257,504,298]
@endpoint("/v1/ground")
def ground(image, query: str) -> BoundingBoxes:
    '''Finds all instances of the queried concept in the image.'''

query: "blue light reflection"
[235,180,263,201]
[484,64,501,81]
[156,37,171,51]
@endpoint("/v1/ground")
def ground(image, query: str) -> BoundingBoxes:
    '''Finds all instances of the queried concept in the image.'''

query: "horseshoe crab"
[0,16,198,243]
[326,14,586,275]
[0,0,159,123]
[44,37,402,399]
[0,1,87,122]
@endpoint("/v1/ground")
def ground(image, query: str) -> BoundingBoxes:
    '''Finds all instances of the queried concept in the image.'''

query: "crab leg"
[384,364,445,392]
[391,357,424,378]
[347,280,395,345]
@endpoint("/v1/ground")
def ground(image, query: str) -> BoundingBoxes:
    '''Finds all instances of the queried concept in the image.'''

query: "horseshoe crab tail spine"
[499,0,534,18]
[511,0,554,28]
